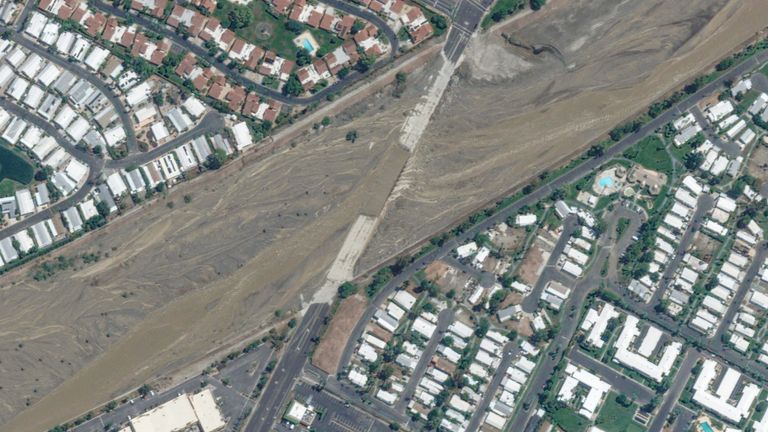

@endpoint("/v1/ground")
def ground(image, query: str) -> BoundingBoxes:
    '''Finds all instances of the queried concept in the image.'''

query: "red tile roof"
[226,86,246,111]
[306,10,322,27]
[84,12,107,36]
[319,13,335,31]
[245,46,264,69]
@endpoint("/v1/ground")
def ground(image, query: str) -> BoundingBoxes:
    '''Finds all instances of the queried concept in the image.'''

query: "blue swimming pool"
[598,176,615,188]
[302,39,315,53]
[701,422,714,432]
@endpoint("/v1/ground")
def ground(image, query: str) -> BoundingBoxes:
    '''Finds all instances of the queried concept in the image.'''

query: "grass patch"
[668,140,696,165]
[594,393,646,432]
[550,408,589,432]
[623,135,673,176]
[0,179,20,197]
[215,0,307,60]
[308,28,342,58]
[737,90,760,113]
[0,144,34,187]
[481,0,523,29]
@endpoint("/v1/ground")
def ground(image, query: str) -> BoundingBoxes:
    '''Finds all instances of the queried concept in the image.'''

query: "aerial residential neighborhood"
[0,0,767,432]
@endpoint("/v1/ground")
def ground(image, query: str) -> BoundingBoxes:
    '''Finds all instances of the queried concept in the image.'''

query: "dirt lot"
[748,143,768,186]
[516,243,547,286]
[691,232,724,264]
[3,0,768,430]
[312,294,368,374]
[359,0,768,270]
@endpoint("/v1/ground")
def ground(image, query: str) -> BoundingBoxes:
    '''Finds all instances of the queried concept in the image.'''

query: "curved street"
[0,99,102,240]
[1,25,140,152]
[90,0,400,106]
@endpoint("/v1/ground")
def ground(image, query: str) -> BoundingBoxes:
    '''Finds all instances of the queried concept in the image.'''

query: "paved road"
[690,105,741,157]
[648,194,714,306]
[336,47,768,381]
[611,241,768,389]
[646,347,699,432]
[506,208,626,431]
[751,72,768,95]
[90,0,399,106]
[569,349,654,404]
[2,26,139,153]
[605,205,645,281]
[105,111,225,169]
[0,99,102,239]
[712,243,768,340]
[521,216,578,312]
[322,375,409,425]
[290,382,392,432]
[245,303,330,432]
[396,308,455,411]
[465,342,517,432]
[69,374,248,432]
[672,404,697,432]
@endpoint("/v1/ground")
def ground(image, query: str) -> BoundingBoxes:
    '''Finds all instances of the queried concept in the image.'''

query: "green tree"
[227,4,253,29]
[204,148,228,169]
[683,152,704,171]
[346,130,358,143]
[96,201,110,219]
[530,0,545,9]
[355,54,376,73]
[138,384,153,397]
[351,19,365,34]
[285,20,303,34]
[430,15,448,34]
[283,74,304,96]
[337,281,359,298]
[296,47,311,66]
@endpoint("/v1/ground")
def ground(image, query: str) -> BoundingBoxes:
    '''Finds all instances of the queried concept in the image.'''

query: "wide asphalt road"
[336,48,768,379]
[90,0,399,106]
[245,303,330,432]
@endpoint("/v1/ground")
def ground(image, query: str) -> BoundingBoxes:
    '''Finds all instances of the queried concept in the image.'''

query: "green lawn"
[215,0,341,61]
[0,179,20,197]
[623,135,673,176]
[550,408,590,432]
[308,28,342,58]
[737,90,760,112]
[594,393,646,432]
[481,0,523,29]
[761,62,768,77]
[0,144,34,195]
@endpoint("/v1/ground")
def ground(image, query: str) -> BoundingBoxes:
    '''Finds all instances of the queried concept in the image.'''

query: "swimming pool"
[302,39,315,53]
[598,176,615,188]
[701,422,714,432]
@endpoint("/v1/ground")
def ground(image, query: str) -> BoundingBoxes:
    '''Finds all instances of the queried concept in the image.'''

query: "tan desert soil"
[2,0,768,429]
[312,294,368,374]
[0,67,438,430]
[359,0,768,271]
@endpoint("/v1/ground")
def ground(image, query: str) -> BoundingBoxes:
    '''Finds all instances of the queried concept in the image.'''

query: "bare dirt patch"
[4,0,768,429]
[516,244,545,286]
[748,143,768,185]
[691,232,723,264]
[0,67,431,432]
[424,260,452,282]
[488,223,526,251]
[313,294,368,374]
